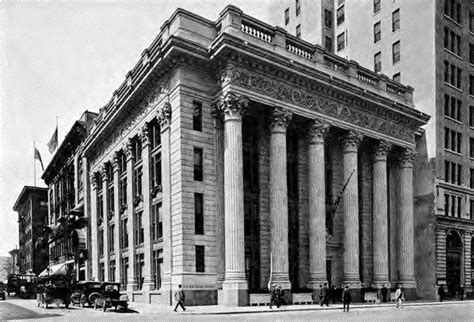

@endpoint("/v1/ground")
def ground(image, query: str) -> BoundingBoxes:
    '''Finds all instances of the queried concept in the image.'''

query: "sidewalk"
[130,299,474,315]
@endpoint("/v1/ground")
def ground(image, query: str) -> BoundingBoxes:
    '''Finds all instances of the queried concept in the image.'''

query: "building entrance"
[446,231,462,297]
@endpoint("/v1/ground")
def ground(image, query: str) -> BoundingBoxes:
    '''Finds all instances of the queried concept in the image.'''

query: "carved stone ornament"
[113,151,121,172]
[270,107,292,131]
[342,131,363,150]
[217,92,249,120]
[309,119,330,143]
[374,141,393,159]
[140,123,150,146]
[399,148,417,167]
[107,210,114,221]
[100,164,108,181]
[157,102,172,128]
[124,139,134,159]
[90,173,98,189]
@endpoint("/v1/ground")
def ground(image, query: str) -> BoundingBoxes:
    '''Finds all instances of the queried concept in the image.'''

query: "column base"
[398,279,417,289]
[308,279,328,290]
[371,281,391,288]
[219,280,249,306]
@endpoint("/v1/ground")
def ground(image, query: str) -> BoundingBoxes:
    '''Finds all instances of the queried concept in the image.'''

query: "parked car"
[70,281,102,307]
[40,275,71,309]
[0,282,6,300]
[93,282,128,312]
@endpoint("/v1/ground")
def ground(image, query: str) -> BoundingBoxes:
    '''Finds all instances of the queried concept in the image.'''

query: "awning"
[38,259,75,277]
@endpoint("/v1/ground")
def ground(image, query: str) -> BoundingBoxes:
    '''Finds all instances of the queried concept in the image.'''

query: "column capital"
[309,119,330,144]
[90,172,98,189]
[399,148,416,168]
[374,141,393,161]
[124,139,133,160]
[139,123,150,147]
[157,102,172,129]
[100,163,108,181]
[341,131,363,152]
[270,107,292,132]
[217,92,249,121]
[112,151,121,173]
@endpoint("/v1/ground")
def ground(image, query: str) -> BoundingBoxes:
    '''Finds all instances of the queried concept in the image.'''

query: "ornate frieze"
[309,119,330,144]
[342,131,363,151]
[270,107,292,132]
[399,148,417,168]
[374,141,393,160]
[217,92,249,120]
[219,63,417,143]
[157,102,172,129]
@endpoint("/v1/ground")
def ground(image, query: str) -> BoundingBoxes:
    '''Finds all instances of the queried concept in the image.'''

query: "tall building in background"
[12,186,49,276]
[271,0,474,299]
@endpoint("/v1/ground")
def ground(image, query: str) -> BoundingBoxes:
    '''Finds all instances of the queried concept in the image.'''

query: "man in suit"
[173,284,186,312]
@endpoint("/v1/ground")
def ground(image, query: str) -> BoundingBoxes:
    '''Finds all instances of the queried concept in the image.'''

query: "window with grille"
[444,94,461,121]
[337,6,344,26]
[373,0,381,13]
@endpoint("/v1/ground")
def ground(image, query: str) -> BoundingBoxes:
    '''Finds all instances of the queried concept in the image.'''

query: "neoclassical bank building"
[80,6,430,306]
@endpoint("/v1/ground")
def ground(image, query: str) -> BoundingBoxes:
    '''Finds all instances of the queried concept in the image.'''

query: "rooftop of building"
[12,186,48,212]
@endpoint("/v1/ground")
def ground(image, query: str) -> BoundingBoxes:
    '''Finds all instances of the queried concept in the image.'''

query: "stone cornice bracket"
[399,148,417,168]
[100,163,108,181]
[217,92,249,121]
[374,141,393,161]
[90,172,98,190]
[270,107,292,132]
[139,123,150,147]
[309,119,330,144]
[124,139,134,160]
[157,102,172,129]
[341,131,363,152]
[218,63,236,86]
[113,151,120,172]
[211,102,224,129]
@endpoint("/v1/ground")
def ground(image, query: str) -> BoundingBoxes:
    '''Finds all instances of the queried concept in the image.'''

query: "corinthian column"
[101,164,110,281]
[112,152,121,283]
[342,131,362,288]
[218,92,249,306]
[307,119,330,289]
[372,141,392,287]
[270,107,292,292]
[398,148,417,289]
[90,172,99,280]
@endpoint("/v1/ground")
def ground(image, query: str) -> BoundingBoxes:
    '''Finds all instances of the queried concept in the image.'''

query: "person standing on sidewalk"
[320,283,329,306]
[331,285,338,304]
[437,284,445,302]
[173,284,186,312]
[395,286,404,309]
[342,286,351,312]
[381,284,388,303]
[270,284,280,309]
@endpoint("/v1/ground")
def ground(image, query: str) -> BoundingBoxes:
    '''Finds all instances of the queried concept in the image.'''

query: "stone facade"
[78,6,430,306]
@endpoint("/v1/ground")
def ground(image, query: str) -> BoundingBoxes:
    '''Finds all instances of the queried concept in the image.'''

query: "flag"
[34,147,44,171]
[47,126,58,153]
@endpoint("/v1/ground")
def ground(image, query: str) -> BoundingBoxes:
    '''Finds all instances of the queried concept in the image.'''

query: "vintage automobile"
[70,281,102,307]
[40,275,71,309]
[93,282,128,312]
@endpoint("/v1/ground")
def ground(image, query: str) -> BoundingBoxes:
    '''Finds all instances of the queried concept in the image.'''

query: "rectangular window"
[374,0,381,13]
[295,0,301,16]
[470,11,474,32]
[285,8,289,25]
[444,27,449,49]
[444,193,450,216]
[325,9,333,28]
[374,21,381,43]
[194,193,204,235]
[195,245,205,272]
[194,147,203,181]
[192,101,202,132]
[98,229,104,256]
[471,199,474,220]
[120,152,127,175]
[150,121,161,149]
[120,217,129,249]
[133,138,142,162]
[151,153,162,189]
[152,203,162,240]
[108,224,115,253]
[99,262,105,281]
[374,51,382,73]
[119,177,127,208]
[325,36,333,52]
[470,75,474,95]
[152,250,163,290]
[121,257,128,290]
[444,61,450,83]
[392,9,400,32]
[392,41,400,64]
[471,138,474,158]
[471,168,474,188]
[135,253,144,290]
[457,67,462,88]
[470,43,474,64]
[133,166,143,197]
[109,260,116,282]
[107,183,114,215]
[134,211,144,245]
[470,106,474,127]
[393,73,401,82]
[337,6,344,26]
[296,24,301,38]
[97,193,104,221]
[337,32,345,51]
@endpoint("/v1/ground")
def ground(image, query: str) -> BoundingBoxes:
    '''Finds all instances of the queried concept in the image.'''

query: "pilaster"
[113,152,121,283]
[125,139,138,292]
[90,172,99,280]
[101,164,110,281]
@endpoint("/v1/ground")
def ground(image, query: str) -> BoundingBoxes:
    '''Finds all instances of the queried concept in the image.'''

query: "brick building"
[76,6,430,306]
[12,186,49,276]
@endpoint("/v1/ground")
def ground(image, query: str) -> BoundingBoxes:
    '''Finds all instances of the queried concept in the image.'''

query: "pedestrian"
[269,284,279,309]
[342,285,351,312]
[276,285,284,306]
[395,286,404,308]
[437,284,445,302]
[321,282,329,306]
[173,284,186,312]
[459,286,464,301]
[381,284,388,303]
[36,282,44,307]
[331,285,337,304]
[318,284,323,305]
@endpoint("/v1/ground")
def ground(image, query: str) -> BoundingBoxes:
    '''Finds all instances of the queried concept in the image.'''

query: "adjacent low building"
[77,6,429,306]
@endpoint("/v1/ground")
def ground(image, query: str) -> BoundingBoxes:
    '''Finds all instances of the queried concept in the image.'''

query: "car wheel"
[94,301,97,310]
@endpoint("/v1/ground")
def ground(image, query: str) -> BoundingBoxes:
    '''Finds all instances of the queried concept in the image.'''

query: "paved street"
[1,298,473,321]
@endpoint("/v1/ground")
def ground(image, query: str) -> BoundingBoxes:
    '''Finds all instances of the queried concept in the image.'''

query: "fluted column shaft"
[342,132,362,287]
[308,120,329,288]
[125,141,137,291]
[90,173,99,280]
[102,167,109,281]
[398,149,416,287]
[270,107,292,290]
[113,154,121,283]
[372,141,392,287]
[158,103,172,303]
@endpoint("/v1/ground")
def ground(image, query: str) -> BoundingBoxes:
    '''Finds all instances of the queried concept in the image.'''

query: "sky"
[0,0,278,257]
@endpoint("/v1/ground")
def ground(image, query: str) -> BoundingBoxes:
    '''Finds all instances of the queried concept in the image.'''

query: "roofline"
[12,186,48,211]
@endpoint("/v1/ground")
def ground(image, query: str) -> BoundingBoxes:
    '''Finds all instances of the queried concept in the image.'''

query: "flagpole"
[33,141,36,187]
